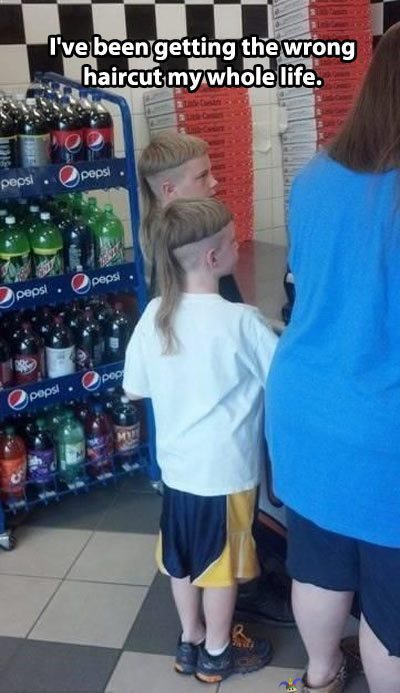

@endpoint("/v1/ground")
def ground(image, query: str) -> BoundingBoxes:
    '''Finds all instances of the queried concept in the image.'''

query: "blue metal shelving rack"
[0,74,159,549]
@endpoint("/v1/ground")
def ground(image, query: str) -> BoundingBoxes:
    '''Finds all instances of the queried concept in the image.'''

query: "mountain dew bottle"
[93,203,124,267]
[0,215,31,283]
[57,411,86,485]
[82,196,102,229]
[30,211,64,278]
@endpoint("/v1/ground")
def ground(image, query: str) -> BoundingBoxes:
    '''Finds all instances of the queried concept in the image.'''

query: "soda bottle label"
[46,345,75,378]
[87,434,113,473]
[19,133,51,167]
[108,337,119,352]
[0,252,31,283]
[76,347,89,370]
[14,353,41,384]
[51,129,84,163]
[0,135,18,169]
[33,249,63,278]
[0,357,12,388]
[0,456,26,499]
[85,127,113,161]
[98,238,124,267]
[27,448,56,484]
[59,441,85,470]
[114,423,140,454]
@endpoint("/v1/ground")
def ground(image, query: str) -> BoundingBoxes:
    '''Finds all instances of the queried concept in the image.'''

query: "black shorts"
[286,509,400,657]
[156,485,260,587]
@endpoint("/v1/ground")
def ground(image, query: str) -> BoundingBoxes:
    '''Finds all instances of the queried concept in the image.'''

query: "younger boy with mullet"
[123,198,277,683]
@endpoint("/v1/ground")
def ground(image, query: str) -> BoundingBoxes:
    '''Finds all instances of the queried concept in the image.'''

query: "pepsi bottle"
[45,316,75,378]
[19,98,51,168]
[85,95,114,161]
[0,333,12,389]
[104,302,130,362]
[51,96,84,164]
[62,214,95,273]
[0,106,18,169]
[75,306,103,370]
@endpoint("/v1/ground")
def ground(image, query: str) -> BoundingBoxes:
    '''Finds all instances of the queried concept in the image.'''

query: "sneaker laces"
[232,624,254,649]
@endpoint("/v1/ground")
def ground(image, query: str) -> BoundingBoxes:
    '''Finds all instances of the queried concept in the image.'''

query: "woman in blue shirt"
[266,22,400,693]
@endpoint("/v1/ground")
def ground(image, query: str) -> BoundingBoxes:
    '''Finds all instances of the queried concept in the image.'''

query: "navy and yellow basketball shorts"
[156,485,260,587]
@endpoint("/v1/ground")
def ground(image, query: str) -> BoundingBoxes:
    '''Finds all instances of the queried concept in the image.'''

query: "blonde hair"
[138,132,209,263]
[154,198,233,354]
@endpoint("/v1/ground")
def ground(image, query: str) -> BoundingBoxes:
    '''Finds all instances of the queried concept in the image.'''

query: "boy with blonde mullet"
[138,130,243,302]
[123,198,277,683]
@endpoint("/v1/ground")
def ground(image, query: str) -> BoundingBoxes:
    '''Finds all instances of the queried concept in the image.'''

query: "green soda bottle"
[57,411,86,485]
[93,203,124,268]
[0,215,31,283]
[81,196,102,228]
[30,211,64,278]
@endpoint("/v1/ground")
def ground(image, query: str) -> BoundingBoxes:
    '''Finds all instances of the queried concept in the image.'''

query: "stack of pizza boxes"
[273,0,372,204]
[143,85,254,243]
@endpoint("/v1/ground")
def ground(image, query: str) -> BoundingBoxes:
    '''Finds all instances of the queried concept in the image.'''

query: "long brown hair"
[137,132,209,263]
[154,198,233,355]
[329,22,400,172]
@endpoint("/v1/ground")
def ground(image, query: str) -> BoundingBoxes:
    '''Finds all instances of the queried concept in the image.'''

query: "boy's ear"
[160,179,176,203]
[205,247,218,268]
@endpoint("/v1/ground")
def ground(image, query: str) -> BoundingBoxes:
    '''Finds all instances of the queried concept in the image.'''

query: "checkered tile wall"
[0,1,398,247]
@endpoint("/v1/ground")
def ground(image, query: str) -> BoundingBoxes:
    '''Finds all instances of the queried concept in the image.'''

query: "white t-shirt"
[123,293,277,496]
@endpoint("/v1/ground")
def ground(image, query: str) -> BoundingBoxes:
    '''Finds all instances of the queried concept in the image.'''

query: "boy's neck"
[183,273,219,294]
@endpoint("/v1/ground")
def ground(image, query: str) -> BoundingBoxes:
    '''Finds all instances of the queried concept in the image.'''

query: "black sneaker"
[231,624,273,673]
[235,574,295,627]
[195,643,234,683]
[174,637,202,675]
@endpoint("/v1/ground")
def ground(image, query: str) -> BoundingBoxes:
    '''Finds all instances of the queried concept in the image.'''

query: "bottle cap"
[40,211,50,220]
[5,216,15,224]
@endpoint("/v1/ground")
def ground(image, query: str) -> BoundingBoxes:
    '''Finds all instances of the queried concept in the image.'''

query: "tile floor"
[0,243,369,693]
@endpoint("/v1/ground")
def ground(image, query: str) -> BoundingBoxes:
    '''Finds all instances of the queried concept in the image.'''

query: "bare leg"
[171,576,205,643]
[359,614,400,693]
[203,584,237,652]
[292,580,354,687]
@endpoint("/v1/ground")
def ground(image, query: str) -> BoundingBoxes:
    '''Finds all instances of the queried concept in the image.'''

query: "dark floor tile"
[124,573,307,667]
[124,572,180,655]
[0,640,120,693]
[237,620,307,670]
[0,637,23,671]
[23,485,117,530]
[115,471,159,494]
[97,489,162,534]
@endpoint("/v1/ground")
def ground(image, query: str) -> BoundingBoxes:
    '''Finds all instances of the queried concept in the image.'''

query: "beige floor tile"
[105,652,218,693]
[0,574,60,637]
[29,580,147,648]
[220,666,305,693]
[66,531,157,585]
[0,526,92,578]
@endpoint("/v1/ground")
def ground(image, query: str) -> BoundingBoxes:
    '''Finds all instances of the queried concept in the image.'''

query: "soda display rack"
[0,73,158,550]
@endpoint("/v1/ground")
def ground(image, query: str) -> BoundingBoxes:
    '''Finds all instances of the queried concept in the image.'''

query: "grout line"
[24,529,96,640]
[64,577,155,589]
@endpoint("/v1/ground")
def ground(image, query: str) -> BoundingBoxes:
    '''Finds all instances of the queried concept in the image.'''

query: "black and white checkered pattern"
[0,1,275,83]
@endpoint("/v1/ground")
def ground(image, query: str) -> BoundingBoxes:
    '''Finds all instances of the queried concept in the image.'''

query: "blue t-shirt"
[266,153,400,548]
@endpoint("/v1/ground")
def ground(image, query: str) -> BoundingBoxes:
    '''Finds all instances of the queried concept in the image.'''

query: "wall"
[0,1,397,249]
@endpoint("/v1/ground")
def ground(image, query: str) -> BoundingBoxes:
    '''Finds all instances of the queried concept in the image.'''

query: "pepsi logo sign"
[0,286,15,310]
[82,371,101,392]
[71,273,91,295]
[87,131,104,151]
[59,165,80,189]
[7,389,29,411]
[65,133,83,154]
